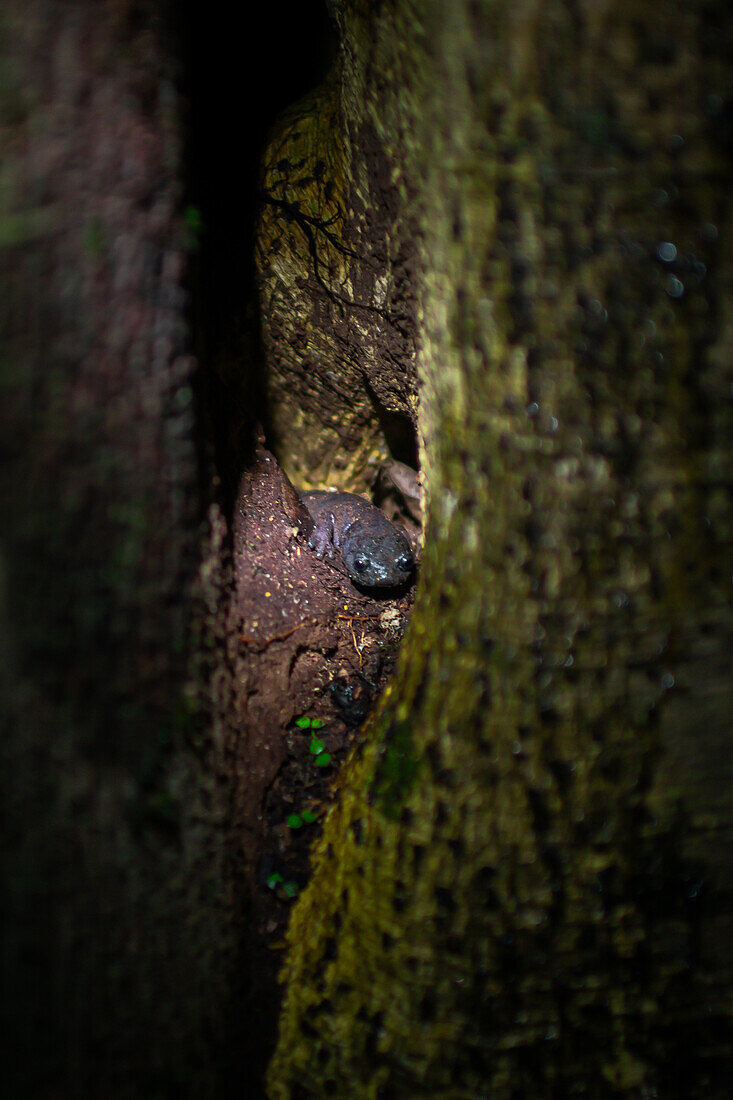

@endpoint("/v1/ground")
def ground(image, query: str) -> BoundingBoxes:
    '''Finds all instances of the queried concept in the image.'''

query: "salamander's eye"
[396,552,415,571]
[353,556,368,573]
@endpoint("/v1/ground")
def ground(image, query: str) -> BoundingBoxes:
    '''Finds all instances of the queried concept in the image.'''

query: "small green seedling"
[294,717,331,768]
[295,716,325,730]
[266,871,299,898]
[286,808,319,829]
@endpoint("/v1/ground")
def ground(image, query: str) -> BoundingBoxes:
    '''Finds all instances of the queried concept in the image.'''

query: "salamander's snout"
[396,551,415,574]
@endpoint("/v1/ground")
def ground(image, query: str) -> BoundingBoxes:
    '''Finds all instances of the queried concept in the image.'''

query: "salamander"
[300,490,416,588]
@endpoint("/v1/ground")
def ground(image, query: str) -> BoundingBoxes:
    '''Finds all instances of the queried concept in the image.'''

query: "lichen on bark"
[262,1,732,1096]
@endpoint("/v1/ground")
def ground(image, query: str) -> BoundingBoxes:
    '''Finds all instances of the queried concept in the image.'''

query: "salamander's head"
[341,522,415,588]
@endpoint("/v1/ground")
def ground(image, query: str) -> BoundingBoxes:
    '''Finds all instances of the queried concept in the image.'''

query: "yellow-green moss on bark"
[264,1,733,1095]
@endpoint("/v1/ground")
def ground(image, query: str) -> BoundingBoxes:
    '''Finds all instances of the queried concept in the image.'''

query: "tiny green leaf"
[310,718,325,728]
[309,738,325,755]
[286,814,303,829]
[301,809,318,824]
[266,872,284,889]
[315,752,332,767]
[283,882,299,898]
[295,717,312,729]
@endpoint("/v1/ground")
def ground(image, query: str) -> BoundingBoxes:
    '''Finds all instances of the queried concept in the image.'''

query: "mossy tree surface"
[262,1,733,1096]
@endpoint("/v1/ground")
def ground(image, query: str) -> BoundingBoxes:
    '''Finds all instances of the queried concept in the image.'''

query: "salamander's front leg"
[308,512,336,558]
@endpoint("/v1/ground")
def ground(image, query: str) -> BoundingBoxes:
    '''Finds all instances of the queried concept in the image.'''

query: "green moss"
[263,1,733,1096]
[369,718,419,817]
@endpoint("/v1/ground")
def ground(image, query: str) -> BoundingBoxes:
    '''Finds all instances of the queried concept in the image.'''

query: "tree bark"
[3,1,731,1096]
[0,3,239,1094]
[259,1,733,1095]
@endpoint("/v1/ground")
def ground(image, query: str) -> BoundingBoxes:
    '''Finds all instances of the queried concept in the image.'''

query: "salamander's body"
[300,490,415,588]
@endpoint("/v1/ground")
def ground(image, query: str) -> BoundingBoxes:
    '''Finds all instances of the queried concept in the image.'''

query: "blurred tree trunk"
[259,0,733,1095]
[0,3,239,1094]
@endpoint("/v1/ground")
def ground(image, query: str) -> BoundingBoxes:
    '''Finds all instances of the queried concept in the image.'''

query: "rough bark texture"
[256,63,420,489]
[0,4,238,1094]
[261,1,733,1095]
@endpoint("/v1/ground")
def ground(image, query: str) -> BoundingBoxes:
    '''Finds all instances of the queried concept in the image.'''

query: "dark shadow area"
[177,7,338,1096]
[373,401,420,471]
[180,2,338,511]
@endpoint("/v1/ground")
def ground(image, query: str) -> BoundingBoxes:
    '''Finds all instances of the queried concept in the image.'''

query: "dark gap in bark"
[178,5,339,1095]
[181,1,339,512]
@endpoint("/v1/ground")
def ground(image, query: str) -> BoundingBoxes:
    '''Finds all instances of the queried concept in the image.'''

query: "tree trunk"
[3,1,731,1096]
[0,3,239,1094]
[258,1,733,1095]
